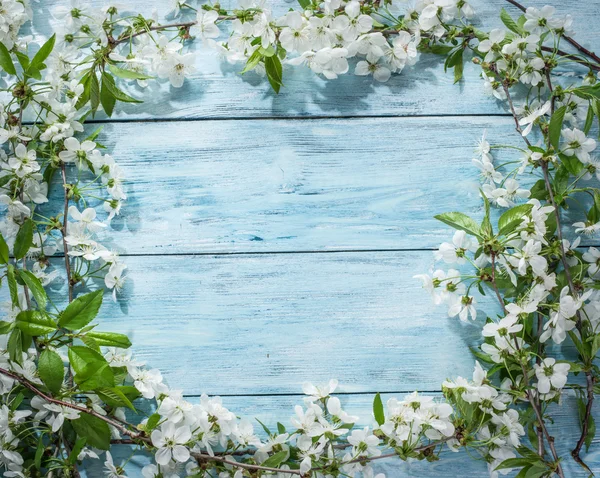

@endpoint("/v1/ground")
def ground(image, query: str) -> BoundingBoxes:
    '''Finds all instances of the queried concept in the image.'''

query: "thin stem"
[490,254,507,314]
[1,367,447,477]
[505,0,600,66]
[60,162,73,303]
[489,255,565,477]
[502,83,532,147]
[110,16,234,46]
[501,78,569,474]
[0,367,143,440]
[572,372,595,471]
[545,69,555,115]
[535,313,546,458]
[192,452,304,476]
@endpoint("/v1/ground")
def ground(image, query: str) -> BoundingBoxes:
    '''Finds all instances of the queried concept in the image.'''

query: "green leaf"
[68,345,108,375]
[0,174,13,189]
[434,212,482,238]
[261,450,288,468]
[75,71,91,110]
[109,64,153,80]
[71,413,111,450]
[569,331,590,359]
[90,72,100,115]
[498,204,533,236]
[0,41,16,75]
[241,48,263,74]
[14,219,34,260]
[553,165,570,195]
[81,335,101,352]
[17,270,47,310]
[69,346,115,390]
[529,179,548,201]
[495,457,536,470]
[593,99,600,139]
[500,8,523,34]
[297,0,311,9]
[265,55,283,94]
[96,387,136,411]
[7,265,19,307]
[453,53,464,84]
[0,321,13,335]
[15,50,29,71]
[101,72,142,103]
[8,328,23,363]
[423,44,454,55]
[100,74,117,116]
[58,289,103,330]
[588,191,600,223]
[583,101,595,135]
[86,126,104,142]
[585,413,596,452]
[68,437,87,465]
[86,331,131,348]
[39,349,65,395]
[277,422,286,434]
[560,152,585,176]
[0,233,8,264]
[15,310,57,336]
[549,105,567,151]
[480,190,492,237]
[146,413,161,431]
[470,347,494,364]
[571,84,600,101]
[34,434,45,469]
[30,34,55,71]
[373,392,385,426]
[256,418,272,436]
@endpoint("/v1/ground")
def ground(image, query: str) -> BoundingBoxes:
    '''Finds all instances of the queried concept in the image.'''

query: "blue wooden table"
[33,0,600,475]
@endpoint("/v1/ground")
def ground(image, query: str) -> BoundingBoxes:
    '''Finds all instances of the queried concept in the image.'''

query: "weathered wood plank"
[31,0,600,120]
[80,391,600,477]
[43,116,596,255]
[6,251,580,396]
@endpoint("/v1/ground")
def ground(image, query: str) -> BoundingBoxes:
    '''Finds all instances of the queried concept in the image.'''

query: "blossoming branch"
[0,0,599,477]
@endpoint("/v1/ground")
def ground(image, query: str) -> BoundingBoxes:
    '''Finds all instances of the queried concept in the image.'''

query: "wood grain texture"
[43,116,597,255]
[29,0,600,120]
[4,251,583,396]
[17,1,600,475]
[79,391,599,477]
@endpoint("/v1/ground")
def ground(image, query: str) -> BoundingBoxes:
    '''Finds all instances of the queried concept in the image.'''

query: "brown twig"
[572,372,596,471]
[490,253,507,315]
[501,83,532,147]
[2,367,449,477]
[489,254,565,478]
[0,367,144,440]
[59,162,73,303]
[193,452,304,476]
[539,160,595,469]
[535,313,546,458]
[110,16,235,47]
[505,0,600,65]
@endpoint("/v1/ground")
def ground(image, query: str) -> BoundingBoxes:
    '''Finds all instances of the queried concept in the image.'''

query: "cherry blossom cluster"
[49,0,480,90]
[0,0,30,49]
[1,1,599,478]
[417,3,600,476]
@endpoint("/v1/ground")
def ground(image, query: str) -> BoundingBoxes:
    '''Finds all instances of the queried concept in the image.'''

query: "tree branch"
[60,162,73,303]
[490,255,565,477]
[192,452,304,476]
[0,367,144,440]
[505,0,600,66]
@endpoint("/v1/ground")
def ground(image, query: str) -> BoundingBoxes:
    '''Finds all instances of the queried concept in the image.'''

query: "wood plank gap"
[32,245,600,259]
[22,113,513,127]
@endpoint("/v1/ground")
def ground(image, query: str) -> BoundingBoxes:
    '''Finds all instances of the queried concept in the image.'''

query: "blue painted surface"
[25,0,600,476]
